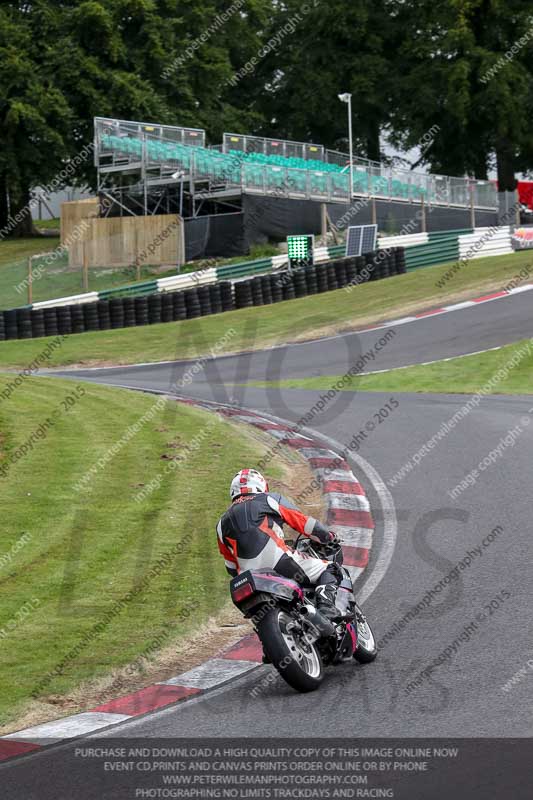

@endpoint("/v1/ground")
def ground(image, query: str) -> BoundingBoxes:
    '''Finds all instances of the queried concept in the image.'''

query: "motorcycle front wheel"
[353,606,378,663]
[258,608,324,693]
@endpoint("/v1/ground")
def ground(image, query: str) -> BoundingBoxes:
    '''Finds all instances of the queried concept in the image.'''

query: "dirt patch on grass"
[0,421,323,736]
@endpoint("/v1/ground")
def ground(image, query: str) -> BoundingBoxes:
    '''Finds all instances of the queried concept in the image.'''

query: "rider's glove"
[328,531,341,545]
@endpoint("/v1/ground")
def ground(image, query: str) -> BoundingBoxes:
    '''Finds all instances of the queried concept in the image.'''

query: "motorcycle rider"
[216,468,343,620]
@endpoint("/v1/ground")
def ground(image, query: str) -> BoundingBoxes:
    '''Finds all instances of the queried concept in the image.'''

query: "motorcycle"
[230,534,377,693]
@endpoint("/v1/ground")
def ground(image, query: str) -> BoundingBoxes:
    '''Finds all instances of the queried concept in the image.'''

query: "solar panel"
[361,224,378,254]
[346,226,363,257]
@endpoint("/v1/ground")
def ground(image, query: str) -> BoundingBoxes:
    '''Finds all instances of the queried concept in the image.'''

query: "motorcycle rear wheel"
[258,608,324,693]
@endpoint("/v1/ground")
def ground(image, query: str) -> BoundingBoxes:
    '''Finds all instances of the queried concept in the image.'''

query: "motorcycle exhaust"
[299,604,336,637]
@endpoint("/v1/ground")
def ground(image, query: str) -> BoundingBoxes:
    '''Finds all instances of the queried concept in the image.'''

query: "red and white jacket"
[216,492,332,578]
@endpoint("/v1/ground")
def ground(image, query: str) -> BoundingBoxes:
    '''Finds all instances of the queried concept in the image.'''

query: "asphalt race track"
[3,291,532,797]
[53,289,533,392]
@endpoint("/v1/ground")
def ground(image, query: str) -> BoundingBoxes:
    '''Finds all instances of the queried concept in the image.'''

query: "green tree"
[253,0,399,161]
[0,0,275,236]
[390,0,533,189]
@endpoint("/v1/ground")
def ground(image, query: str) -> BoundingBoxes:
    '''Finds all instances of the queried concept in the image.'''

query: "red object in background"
[517,181,533,209]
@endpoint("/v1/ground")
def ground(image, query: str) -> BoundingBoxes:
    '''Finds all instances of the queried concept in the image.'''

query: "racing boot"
[315,584,342,621]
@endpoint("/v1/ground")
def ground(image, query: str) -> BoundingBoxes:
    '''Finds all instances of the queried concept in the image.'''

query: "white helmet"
[230,469,269,501]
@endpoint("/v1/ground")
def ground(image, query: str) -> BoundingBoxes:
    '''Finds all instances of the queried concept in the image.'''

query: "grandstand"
[92,116,500,259]
[95,116,497,214]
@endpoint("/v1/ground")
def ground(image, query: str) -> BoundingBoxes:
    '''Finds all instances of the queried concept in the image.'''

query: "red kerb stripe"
[473,292,507,303]
[328,508,374,529]
[92,684,200,716]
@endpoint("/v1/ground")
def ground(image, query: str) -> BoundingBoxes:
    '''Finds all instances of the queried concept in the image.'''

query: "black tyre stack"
[122,297,136,327]
[161,293,174,323]
[133,296,148,326]
[110,298,125,329]
[364,252,379,282]
[326,263,338,291]
[0,246,409,344]
[381,251,393,280]
[147,294,162,324]
[293,269,307,298]
[270,273,284,303]
[83,302,100,332]
[55,305,72,336]
[281,272,295,301]
[260,274,273,305]
[184,288,201,318]
[304,266,318,295]
[379,251,390,280]
[209,283,223,314]
[16,308,33,339]
[353,256,365,285]
[172,291,187,321]
[345,258,358,287]
[98,300,112,329]
[70,305,85,335]
[234,280,253,309]
[334,259,348,288]
[395,247,407,275]
[198,285,212,316]
[316,264,329,293]
[4,310,19,340]
[30,309,45,339]
[220,282,234,312]
[251,276,264,306]
[43,307,59,337]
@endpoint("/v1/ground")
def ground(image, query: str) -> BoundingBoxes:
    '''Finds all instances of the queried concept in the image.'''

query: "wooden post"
[82,240,89,291]
[320,203,327,239]
[470,184,476,229]
[420,196,427,232]
[371,196,377,225]
[28,256,33,305]
[135,224,141,282]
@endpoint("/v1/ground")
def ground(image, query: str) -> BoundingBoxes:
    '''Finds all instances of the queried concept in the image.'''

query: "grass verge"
[0,375,285,729]
[1,249,532,370]
[246,338,533,395]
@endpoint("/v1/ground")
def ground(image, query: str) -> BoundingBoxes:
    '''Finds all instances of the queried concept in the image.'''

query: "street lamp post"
[338,93,354,198]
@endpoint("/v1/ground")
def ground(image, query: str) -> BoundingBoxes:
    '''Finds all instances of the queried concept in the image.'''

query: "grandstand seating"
[100,133,430,201]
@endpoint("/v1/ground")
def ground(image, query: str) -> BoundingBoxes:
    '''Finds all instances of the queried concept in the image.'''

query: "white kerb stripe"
[298,447,340,460]
[267,429,313,442]
[507,284,533,294]
[327,492,370,512]
[386,316,417,326]
[314,468,357,482]
[330,526,373,548]
[444,301,477,311]
[345,565,365,583]
[2,712,130,744]
[159,658,258,689]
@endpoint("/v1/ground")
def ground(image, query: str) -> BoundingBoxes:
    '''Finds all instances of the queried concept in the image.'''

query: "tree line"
[1,0,532,235]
